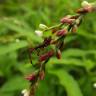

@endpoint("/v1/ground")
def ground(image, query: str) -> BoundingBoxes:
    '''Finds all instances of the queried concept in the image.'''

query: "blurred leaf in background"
[0,0,96,96]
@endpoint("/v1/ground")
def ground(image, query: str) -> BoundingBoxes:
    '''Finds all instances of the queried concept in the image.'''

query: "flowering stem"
[25,1,96,96]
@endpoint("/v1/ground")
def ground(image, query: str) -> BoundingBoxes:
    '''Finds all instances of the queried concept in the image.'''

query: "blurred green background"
[0,0,96,96]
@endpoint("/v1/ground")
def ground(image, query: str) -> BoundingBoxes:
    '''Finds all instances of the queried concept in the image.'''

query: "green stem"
[44,23,63,32]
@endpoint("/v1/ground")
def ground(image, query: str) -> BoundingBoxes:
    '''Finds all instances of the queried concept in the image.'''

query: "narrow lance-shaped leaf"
[49,69,83,96]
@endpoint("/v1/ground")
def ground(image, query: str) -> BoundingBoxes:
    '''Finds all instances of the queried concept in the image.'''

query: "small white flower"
[39,24,48,30]
[21,89,29,96]
[81,1,90,7]
[35,30,43,37]
[93,83,96,88]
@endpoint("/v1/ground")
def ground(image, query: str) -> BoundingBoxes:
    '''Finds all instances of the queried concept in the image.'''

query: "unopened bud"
[75,19,80,25]
[35,30,43,37]
[56,29,67,36]
[56,49,62,59]
[21,89,29,96]
[39,50,54,62]
[76,7,92,13]
[77,1,95,14]
[72,25,78,33]
[81,1,90,8]
[60,15,75,24]
[39,24,48,30]
[25,74,36,81]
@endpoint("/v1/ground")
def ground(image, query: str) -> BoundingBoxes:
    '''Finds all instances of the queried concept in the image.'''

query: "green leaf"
[77,29,96,40]
[83,59,95,70]
[0,92,14,96]
[48,58,84,67]
[0,19,42,42]
[0,41,28,56]
[0,76,29,92]
[62,49,85,58]
[62,49,96,58]
[49,69,83,96]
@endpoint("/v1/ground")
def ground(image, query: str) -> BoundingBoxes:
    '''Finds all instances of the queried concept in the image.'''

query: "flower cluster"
[24,1,96,96]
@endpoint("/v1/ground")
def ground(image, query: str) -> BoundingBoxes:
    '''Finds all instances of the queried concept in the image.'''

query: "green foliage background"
[0,0,96,96]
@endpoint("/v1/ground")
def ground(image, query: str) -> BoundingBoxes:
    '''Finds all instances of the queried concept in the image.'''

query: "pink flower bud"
[60,16,75,24]
[84,6,93,12]
[39,50,54,62]
[25,74,36,81]
[56,29,67,36]
[76,6,93,14]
